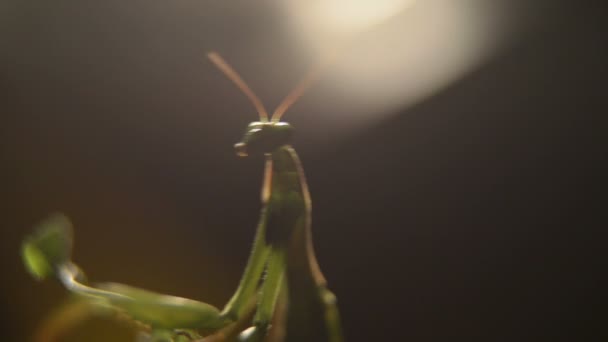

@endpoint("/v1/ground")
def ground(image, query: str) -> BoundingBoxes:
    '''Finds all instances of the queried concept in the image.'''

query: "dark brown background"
[1,1,605,341]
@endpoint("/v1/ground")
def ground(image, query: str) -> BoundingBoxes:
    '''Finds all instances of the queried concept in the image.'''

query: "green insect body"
[21,52,342,342]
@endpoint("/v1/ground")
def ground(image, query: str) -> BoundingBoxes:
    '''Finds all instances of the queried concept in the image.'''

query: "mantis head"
[234,121,294,157]
[207,51,327,157]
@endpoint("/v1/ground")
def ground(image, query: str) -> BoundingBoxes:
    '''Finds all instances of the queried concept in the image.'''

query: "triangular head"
[235,121,295,157]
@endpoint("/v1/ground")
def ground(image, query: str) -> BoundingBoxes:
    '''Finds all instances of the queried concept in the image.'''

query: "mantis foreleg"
[22,214,230,335]
[220,208,271,321]
[237,247,286,342]
[253,248,285,328]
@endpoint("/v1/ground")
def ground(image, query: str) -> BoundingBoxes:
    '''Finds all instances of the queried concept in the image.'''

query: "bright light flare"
[280,0,512,142]
[310,0,416,35]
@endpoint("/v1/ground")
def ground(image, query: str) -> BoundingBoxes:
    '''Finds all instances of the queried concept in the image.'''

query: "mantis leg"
[220,209,271,321]
[283,218,343,342]
[220,156,276,322]
[22,215,229,333]
[238,247,285,342]
[254,247,285,328]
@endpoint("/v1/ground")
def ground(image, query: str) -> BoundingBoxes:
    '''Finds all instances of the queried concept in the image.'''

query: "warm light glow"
[280,0,511,142]
[311,0,416,34]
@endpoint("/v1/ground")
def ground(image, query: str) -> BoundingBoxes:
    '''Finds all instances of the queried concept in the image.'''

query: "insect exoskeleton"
[235,121,295,157]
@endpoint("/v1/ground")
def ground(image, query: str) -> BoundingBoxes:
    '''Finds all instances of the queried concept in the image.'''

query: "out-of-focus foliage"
[22,213,73,280]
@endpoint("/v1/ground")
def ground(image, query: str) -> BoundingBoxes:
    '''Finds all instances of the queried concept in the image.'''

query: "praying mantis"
[21,52,342,342]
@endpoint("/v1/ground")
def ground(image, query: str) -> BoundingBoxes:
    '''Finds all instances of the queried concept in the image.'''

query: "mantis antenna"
[208,50,337,123]
[271,50,338,122]
[207,52,269,122]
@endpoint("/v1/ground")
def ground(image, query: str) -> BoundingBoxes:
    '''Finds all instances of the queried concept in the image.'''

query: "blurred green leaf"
[21,213,73,280]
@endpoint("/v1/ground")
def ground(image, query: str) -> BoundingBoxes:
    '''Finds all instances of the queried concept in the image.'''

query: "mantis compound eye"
[234,142,248,157]
[235,122,294,157]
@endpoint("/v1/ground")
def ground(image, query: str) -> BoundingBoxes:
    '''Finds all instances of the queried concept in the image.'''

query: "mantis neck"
[266,146,310,210]
[264,145,326,286]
